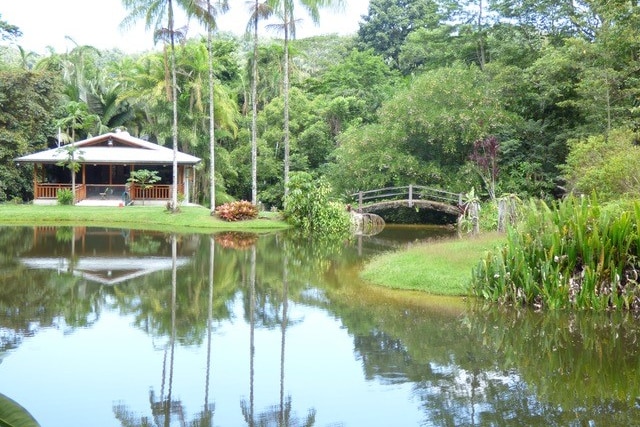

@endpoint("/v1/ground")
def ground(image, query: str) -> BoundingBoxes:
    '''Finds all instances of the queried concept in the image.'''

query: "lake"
[0,225,639,426]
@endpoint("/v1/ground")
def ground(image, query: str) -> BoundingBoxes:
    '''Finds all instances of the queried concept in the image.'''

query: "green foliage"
[127,169,161,189]
[57,189,73,205]
[6,0,640,207]
[128,169,161,206]
[471,195,640,310]
[357,0,445,68]
[283,172,351,236]
[305,48,400,124]
[380,63,513,161]
[562,128,640,201]
[55,145,84,173]
[0,392,40,427]
[215,200,259,222]
[0,15,22,41]
[0,69,59,202]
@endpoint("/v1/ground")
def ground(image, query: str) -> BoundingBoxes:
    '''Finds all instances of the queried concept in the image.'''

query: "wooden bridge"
[351,185,462,216]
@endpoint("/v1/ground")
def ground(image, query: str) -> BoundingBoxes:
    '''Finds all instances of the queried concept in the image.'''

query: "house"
[15,130,201,205]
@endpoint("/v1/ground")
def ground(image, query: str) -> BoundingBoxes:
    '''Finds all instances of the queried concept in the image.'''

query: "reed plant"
[471,195,640,310]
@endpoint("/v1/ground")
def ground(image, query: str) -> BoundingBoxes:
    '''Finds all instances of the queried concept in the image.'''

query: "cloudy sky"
[1,0,370,54]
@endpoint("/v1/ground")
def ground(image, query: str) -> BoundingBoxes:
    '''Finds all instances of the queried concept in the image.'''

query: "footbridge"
[351,185,462,216]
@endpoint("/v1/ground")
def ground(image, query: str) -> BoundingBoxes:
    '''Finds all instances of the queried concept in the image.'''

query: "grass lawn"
[360,232,506,296]
[0,204,289,233]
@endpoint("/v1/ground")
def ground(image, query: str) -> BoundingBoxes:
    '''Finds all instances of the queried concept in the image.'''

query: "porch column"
[183,166,190,204]
[33,164,38,198]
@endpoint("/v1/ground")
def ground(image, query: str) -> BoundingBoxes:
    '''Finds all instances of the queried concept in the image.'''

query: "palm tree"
[266,0,344,199]
[121,0,189,213]
[247,1,272,206]
[183,0,229,212]
[56,144,84,205]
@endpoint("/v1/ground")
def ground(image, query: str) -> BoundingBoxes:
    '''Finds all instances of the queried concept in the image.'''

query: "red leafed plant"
[214,200,258,221]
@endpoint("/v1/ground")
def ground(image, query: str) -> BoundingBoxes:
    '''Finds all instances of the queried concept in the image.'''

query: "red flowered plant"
[214,200,258,221]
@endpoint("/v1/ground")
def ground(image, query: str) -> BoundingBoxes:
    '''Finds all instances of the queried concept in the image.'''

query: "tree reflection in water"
[241,241,316,427]
[3,226,640,426]
[113,234,214,426]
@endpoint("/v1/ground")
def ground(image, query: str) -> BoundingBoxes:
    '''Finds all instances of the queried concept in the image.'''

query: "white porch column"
[184,167,191,204]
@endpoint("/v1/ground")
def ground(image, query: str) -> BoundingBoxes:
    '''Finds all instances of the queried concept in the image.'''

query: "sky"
[1,0,370,54]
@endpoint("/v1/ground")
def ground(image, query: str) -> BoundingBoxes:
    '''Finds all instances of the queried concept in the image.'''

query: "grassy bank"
[0,204,289,233]
[360,232,506,296]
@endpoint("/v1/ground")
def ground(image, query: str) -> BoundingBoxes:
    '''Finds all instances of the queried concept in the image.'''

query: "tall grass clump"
[471,195,640,310]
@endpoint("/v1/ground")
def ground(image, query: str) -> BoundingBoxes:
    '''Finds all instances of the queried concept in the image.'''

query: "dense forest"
[2,0,640,208]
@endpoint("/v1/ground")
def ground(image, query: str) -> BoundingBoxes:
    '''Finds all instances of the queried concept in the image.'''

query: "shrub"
[57,189,73,205]
[283,172,351,237]
[471,195,640,310]
[215,200,258,221]
[563,128,640,201]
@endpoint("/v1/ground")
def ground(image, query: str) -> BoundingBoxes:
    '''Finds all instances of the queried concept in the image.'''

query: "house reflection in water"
[20,227,198,285]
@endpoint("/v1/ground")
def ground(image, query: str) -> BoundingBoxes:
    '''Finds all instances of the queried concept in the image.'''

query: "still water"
[1,225,639,426]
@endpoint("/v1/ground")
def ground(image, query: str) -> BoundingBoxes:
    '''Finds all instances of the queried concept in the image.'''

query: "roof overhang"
[15,131,201,166]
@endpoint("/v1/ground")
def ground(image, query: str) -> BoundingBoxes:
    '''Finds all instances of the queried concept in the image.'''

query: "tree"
[562,128,640,201]
[0,14,21,41]
[247,0,273,205]
[183,0,230,212]
[128,169,161,205]
[56,144,84,205]
[379,63,513,167]
[357,0,445,69]
[266,0,344,199]
[283,171,351,236]
[121,0,189,213]
[469,136,500,200]
[0,69,59,202]
[55,100,99,142]
[306,48,399,125]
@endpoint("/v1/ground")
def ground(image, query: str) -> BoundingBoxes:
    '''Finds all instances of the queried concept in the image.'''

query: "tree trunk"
[283,6,290,199]
[251,0,259,205]
[169,0,179,212]
[207,0,216,212]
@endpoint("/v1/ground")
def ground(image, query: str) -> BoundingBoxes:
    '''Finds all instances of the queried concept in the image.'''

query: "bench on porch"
[99,187,113,199]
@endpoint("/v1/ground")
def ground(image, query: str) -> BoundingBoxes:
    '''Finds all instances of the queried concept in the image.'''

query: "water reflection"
[0,226,639,426]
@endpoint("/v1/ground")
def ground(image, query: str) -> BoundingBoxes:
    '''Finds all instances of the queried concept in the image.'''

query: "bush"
[283,172,351,237]
[563,128,640,201]
[471,195,640,310]
[57,189,73,205]
[215,200,258,221]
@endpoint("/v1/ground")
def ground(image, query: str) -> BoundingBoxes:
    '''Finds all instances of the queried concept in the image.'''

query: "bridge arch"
[351,185,462,219]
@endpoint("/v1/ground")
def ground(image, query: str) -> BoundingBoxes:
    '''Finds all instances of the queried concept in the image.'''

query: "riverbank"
[360,232,506,296]
[0,204,290,233]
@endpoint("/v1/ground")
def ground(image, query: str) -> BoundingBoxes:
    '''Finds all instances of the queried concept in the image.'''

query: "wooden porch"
[33,183,185,206]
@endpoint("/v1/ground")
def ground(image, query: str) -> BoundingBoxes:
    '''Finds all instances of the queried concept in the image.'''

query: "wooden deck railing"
[35,183,183,202]
[35,184,86,200]
[130,184,183,200]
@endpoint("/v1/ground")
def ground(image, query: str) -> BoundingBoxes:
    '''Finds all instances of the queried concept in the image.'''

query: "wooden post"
[358,191,363,212]
[33,165,38,199]
[408,184,413,207]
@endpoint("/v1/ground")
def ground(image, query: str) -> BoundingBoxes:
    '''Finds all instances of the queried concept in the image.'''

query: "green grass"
[360,232,506,296]
[0,204,289,233]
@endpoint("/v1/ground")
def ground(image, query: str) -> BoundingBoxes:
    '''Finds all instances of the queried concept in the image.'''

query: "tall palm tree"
[247,1,272,205]
[266,0,343,199]
[184,0,229,212]
[121,0,188,213]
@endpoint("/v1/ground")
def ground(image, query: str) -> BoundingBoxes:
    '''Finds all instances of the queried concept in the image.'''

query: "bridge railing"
[351,185,462,210]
